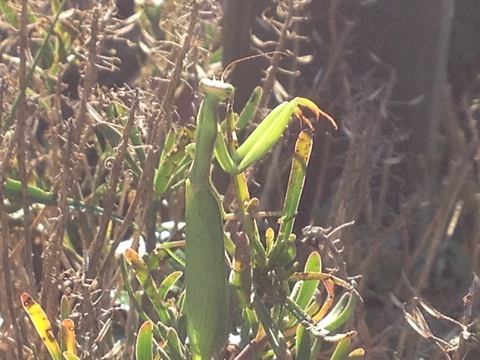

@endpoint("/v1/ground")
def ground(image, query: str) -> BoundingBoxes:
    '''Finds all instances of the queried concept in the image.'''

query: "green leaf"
[295,324,311,360]
[316,292,357,332]
[124,249,172,325]
[136,321,154,360]
[120,257,168,342]
[60,295,71,321]
[158,271,183,300]
[166,327,185,359]
[236,86,262,130]
[292,251,322,310]
[62,351,81,360]
[329,337,350,360]
[154,127,193,196]
[253,298,291,359]
[278,130,313,242]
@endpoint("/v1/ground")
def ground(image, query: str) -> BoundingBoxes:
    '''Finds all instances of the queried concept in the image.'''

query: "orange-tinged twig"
[297,97,338,130]
[312,279,336,323]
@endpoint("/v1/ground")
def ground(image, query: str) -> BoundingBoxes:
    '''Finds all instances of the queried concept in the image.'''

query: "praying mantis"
[185,78,337,359]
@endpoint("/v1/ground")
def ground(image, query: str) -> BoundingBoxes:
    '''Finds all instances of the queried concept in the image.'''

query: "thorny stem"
[86,94,139,280]
[259,0,295,110]
[76,8,100,152]
[40,127,71,328]
[17,0,35,299]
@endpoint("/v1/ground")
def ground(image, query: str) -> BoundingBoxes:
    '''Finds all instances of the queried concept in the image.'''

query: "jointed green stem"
[3,178,126,224]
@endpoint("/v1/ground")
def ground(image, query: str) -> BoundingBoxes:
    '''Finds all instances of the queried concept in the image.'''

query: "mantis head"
[199,78,235,102]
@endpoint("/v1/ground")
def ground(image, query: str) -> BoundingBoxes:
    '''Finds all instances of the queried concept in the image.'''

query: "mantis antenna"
[221,51,289,82]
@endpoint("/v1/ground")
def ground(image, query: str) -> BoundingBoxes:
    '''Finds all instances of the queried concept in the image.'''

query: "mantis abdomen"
[185,181,228,359]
